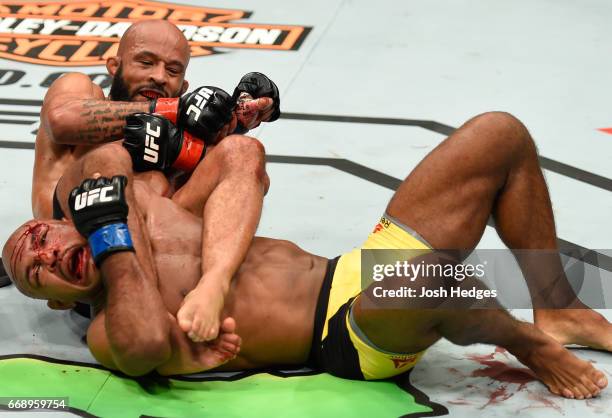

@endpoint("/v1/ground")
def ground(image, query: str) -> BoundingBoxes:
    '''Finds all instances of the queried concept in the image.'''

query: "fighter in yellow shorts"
[310,214,430,380]
[4,111,611,399]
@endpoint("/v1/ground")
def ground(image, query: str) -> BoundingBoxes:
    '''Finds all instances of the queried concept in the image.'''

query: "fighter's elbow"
[43,104,78,144]
[113,336,172,377]
[117,360,160,377]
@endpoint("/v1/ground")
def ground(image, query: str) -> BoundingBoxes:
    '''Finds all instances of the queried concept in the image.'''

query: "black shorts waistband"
[307,255,340,368]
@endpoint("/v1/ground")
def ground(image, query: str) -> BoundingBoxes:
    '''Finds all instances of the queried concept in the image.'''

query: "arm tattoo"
[75,100,149,144]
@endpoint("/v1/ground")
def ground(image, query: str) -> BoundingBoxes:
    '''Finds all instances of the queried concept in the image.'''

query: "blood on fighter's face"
[1,220,101,302]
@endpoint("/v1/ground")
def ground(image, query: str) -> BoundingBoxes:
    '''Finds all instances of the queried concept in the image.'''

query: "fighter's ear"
[47,300,76,310]
[106,56,120,77]
[180,79,189,95]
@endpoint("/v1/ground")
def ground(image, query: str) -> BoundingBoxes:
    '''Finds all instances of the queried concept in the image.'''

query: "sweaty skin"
[12,110,612,399]
[2,176,608,398]
[32,19,276,345]
[33,20,190,219]
[32,19,273,219]
[6,180,327,370]
[145,191,327,369]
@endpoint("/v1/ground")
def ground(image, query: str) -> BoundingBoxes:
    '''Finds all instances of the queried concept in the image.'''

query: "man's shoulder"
[44,72,105,100]
[51,72,96,86]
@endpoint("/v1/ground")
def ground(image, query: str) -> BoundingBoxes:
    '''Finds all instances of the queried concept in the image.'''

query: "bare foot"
[535,308,612,351]
[197,317,242,370]
[177,280,225,342]
[509,325,608,399]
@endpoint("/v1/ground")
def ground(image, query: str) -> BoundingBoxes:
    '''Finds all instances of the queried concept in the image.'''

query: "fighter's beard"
[108,64,131,102]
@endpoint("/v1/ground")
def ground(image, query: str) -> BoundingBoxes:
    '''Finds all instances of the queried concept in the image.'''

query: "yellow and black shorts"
[309,213,431,380]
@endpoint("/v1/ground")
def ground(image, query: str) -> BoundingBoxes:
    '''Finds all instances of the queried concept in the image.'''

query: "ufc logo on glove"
[144,121,161,163]
[185,87,213,121]
[73,186,115,210]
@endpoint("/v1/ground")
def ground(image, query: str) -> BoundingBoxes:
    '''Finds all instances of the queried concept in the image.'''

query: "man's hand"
[68,176,135,266]
[123,113,207,172]
[232,72,280,133]
[197,317,242,370]
[177,279,226,342]
[235,94,276,132]
[150,86,236,141]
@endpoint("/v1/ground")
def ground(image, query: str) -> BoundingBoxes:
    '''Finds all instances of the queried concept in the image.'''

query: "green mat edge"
[0,354,449,418]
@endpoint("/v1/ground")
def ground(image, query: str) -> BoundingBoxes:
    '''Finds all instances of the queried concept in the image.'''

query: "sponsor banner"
[0,2,312,140]
[0,1,311,66]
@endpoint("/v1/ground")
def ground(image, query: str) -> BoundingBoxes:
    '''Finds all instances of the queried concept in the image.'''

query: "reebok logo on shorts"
[391,355,418,369]
[372,217,391,234]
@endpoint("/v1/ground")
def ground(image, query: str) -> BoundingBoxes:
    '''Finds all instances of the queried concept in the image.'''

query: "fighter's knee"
[474,111,520,125]
[476,111,531,138]
[471,111,535,154]
[215,135,266,175]
[217,135,265,158]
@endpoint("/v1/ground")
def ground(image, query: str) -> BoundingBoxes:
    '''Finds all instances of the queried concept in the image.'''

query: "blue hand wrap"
[88,223,134,266]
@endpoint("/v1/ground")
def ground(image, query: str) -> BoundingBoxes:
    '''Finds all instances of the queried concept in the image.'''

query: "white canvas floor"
[1,1,611,417]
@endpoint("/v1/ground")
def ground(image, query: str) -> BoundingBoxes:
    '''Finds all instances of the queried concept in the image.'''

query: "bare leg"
[170,135,268,342]
[53,144,241,375]
[353,294,607,399]
[381,111,612,349]
[172,135,267,281]
[353,112,609,398]
[354,255,607,399]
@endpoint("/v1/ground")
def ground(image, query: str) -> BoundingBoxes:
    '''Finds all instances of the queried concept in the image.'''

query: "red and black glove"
[149,86,235,141]
[123,113,206,172]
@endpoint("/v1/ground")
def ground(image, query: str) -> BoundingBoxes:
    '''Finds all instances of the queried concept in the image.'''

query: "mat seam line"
[84,372,112,415]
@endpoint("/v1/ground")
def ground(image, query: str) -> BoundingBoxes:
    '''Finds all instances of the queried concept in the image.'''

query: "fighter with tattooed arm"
[34,19,278,218]
[32,19,281,342]
[4,116,611,399]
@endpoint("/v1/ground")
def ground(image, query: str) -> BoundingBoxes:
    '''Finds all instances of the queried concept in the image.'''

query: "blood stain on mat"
[466,346,508,362]
[469,358,536,386]
[482,384,514,408]
[467,352,496,362]
[464,350,565,412]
